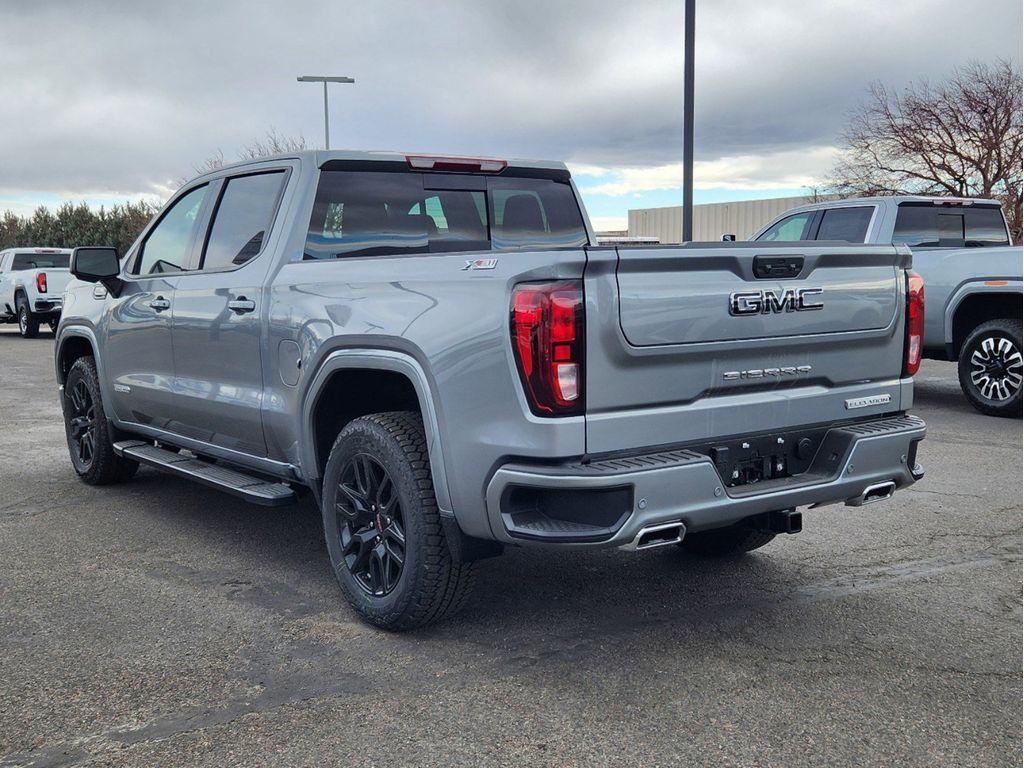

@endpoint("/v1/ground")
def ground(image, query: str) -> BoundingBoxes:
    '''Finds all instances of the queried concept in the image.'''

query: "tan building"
[628,195,834,243]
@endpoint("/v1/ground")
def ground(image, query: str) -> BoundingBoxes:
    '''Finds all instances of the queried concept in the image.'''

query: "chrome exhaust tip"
[847,480,897,507]
[621,521,686,551]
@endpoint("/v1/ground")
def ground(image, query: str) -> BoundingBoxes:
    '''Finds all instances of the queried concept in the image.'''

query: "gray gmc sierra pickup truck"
[754,196,1022,416]
[56,151,926,629]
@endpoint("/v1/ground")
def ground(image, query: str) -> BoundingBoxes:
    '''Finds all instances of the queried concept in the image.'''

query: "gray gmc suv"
[56,151,926,629]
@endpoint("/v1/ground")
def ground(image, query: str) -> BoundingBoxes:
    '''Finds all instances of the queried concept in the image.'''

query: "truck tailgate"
[39,269,73,298]
[584,243,912,454]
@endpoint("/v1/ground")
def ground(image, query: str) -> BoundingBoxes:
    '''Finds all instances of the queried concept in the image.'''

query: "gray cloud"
[0,0,1020,197]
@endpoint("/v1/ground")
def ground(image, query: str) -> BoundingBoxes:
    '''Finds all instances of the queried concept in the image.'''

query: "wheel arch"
[946,283,1023,359]
[56,332,97,385]
[301,349,454,516]
[54,327,113,410]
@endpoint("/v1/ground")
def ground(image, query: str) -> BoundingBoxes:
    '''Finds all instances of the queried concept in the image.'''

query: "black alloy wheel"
[67,378,98,470]
[62,356,139,485]
[335,453,406,596]
[320,411,476,630]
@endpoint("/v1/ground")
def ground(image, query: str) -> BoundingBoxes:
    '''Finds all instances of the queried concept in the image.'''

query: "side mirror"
[71,247,122,296]
[721,233,736,242]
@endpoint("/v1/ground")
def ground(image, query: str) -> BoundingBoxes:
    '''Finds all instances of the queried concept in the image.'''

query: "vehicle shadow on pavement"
[124,466,828,649]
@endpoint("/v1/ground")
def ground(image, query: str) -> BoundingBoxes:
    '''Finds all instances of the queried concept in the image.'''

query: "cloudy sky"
[1,0,1020,230]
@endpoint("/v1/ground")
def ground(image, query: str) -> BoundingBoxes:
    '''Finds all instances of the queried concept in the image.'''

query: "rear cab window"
[963,206,1010,246]
[304,164,587,260]
[893,203,1009,248]
[11,253,70,270]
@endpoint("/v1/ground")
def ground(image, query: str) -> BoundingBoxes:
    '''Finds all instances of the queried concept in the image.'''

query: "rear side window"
[304,170,587,259]
[11,253,70,270]
[202,172,286,270]
[135,185,208,275]
[756,212,814,241]
[893,203,1008,248]
[815,206,873,242]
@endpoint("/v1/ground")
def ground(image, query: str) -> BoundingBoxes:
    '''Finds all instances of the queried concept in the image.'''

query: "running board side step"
[113,440,297,507]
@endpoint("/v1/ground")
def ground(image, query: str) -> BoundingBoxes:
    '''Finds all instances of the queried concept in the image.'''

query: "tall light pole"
[297,75,355,150]
[682,0,695,242]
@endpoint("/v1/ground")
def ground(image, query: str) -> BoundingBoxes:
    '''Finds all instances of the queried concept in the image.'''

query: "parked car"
[752,197,1023,416]
[0,248,73,337]
[56,151,926,629]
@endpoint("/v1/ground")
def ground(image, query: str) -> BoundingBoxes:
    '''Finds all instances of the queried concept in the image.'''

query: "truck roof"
[780,195,1002,214]
[0,247,72,255]
[192,149,569,180]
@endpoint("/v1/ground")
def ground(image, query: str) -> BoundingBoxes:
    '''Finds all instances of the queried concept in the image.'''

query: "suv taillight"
[904,270,925,376]
[36,272,47,293]
[511,281,585,416]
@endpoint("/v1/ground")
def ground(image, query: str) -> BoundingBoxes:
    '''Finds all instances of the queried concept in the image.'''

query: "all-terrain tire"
[321,411,475,631]
[62,357,139,485]
[680,525,776,557]
[957,318,1023,418]
[16,296,39,338]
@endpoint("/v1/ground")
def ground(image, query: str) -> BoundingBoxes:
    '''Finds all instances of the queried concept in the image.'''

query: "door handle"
[227,297,256,313]
[149,296,171,311]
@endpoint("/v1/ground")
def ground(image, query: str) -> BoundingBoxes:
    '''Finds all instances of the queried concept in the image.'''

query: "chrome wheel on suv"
[970,336,1022,401]
[958,319,1023,418]
[17,298,39,338]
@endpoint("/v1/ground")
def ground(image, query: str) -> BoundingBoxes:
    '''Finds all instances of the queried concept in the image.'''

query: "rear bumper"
[32,298,62,314]
[484,414,926,548]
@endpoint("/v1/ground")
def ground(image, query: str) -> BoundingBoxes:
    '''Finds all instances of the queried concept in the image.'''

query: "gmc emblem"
[729,287,824,316]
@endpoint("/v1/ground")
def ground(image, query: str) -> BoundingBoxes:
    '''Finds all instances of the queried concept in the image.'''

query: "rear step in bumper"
[485,414,925,547]
[113,440,296,506]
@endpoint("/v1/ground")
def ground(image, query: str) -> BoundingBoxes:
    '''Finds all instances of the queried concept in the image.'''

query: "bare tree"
[191,129,308,177]
[830,59,1023,243]
[238,128,308,160]
[192,148,226,176]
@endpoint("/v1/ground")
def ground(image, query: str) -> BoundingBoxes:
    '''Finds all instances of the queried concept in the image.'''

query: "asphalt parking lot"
[1,328,1020,768]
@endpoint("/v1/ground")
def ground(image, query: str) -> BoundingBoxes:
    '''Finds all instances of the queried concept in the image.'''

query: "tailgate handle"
[753,256,804,279]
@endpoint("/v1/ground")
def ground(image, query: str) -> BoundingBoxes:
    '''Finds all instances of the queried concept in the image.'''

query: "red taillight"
[36,272,47,293]
[511,281,584,415]
[405,154,507,173]
[904,270,925,376]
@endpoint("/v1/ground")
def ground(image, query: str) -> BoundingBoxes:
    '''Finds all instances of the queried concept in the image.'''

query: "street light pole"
[323,81,330,150]
[682,0,695,242]
[297,75,355,150]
